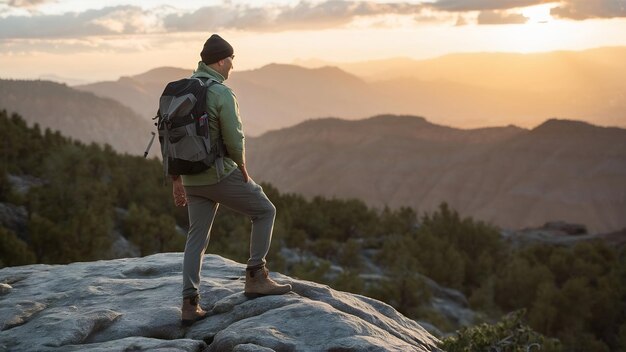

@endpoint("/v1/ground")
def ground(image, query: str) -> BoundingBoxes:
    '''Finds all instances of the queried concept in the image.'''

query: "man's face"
[220,55,234,80]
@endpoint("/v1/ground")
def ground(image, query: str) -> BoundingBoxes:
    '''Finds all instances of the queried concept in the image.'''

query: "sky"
[1,0,626,82]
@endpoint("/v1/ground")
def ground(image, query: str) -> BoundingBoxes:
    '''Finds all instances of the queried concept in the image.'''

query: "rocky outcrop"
[0,175,43,240]
[501,221,626,247]
[538,221,587,235]
[0,203,27,239]
[0,253,440,352]
[6,175,44,196]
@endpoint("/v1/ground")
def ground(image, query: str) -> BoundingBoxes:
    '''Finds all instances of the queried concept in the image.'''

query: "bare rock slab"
[0,253,440,351]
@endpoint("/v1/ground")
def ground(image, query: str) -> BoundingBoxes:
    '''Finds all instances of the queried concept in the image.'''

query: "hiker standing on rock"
[171,34,292,326]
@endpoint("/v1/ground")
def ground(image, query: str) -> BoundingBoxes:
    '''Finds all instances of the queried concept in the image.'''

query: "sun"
[521,3,556,24]
[494,3,565,53]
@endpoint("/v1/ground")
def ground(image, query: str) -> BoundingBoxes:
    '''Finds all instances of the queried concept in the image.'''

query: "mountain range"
[76,46,626,136]
[0,79,152,155]
[246,115,626,234]
[1,47,625,233]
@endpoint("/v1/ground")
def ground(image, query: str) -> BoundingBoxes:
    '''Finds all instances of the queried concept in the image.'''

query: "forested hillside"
[1,110,625,351]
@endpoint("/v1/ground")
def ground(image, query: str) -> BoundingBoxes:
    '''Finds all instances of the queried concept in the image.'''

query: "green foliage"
[0,172,23,205]
[338,239,362,270]
[619,324,626,350]
[494,256,554,311]
[415,202,505,293]
[0,172,11,201]
[491,241,626,351]
[28,213,66,263]
[0,227,36,268]
[24,143,115,263]
[0,112,61,176]
[376,206,417,236]
[208,206,252,264]
[290,259,331,283]
[332,270,365,293]
[2,109,626,351]
[368,243,433,317]
[441,310,563,352]
[368,272,431,318]
[468,276,500,315]
[375,202,504,300]
[124,203,184,256]
[309,238,337,260]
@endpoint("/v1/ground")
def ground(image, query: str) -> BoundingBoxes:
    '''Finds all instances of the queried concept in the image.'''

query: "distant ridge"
[38,74,91,86]
[0,79,152,155]
[264,114,525,145]
[76,47,626,135]
[76,67,190,121]
[530,118,619,134]
[251,63,367,86]
[129,66,192,84]
[248,114,626,233]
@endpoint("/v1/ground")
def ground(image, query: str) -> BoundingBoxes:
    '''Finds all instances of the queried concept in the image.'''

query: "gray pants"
[182,169,276,298]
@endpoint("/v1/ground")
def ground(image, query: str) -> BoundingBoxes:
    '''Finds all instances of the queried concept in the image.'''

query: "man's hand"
[172,176,187,207]
[239,164,250,183]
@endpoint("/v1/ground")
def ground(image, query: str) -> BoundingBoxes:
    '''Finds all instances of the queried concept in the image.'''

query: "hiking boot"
[244,265,292,298]
[181,294,207,327]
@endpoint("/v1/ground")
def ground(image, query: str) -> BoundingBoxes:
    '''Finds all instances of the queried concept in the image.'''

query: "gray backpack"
[154,77,225,177]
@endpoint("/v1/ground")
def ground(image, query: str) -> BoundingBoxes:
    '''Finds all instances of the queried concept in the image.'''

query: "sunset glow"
[1,0,625,82]
[521,4,555,23]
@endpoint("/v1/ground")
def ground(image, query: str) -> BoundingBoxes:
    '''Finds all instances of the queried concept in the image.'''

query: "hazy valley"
[75,46,626,135]
[1,47,625,234]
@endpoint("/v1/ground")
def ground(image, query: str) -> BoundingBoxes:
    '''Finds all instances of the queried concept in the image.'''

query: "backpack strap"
[193,76,228,180]
[193,76,219,89]
[159,110,171,182]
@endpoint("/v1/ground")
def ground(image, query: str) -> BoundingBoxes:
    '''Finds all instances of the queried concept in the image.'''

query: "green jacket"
[182,62,244,186]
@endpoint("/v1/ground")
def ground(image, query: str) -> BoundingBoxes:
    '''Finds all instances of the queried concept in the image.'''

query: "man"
[174,34,292,326]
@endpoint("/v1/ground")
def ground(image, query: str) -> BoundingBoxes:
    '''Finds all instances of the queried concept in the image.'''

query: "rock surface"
[0,253,440,352]
[0,203,27,239]
[501,221,626,248]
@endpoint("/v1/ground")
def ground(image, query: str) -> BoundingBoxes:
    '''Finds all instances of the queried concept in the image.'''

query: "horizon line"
[2,44,625,84]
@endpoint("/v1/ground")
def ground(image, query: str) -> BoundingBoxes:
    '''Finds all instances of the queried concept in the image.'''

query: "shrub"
[440,310,562,352]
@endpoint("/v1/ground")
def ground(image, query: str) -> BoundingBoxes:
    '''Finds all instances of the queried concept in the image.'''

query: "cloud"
[1,0,624,43]
[0,38,145,54]
[163,1,427,32]
[551,0,626,20]
[455,15,468,26]
[431,0,549,12]
[7,0,52,8]
[0,6,159,39]
[273,1,426,30]
[477,10,528,24]
[431,0,626,20]
[0,1,428,40]
[161,5,266,32]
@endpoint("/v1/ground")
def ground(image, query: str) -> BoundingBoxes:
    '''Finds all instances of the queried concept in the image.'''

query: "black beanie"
[200,34,234,64]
